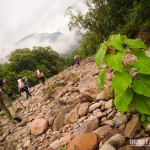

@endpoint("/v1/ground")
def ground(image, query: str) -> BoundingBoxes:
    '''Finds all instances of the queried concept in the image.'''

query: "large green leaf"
[132,49,150,75]
[114,88,134,114]
[132,94,150,115]
[98,68,106,86]
[123,38,147,49]
[132,74,150,97]
[108,34,124,51]
[105,52,124,72]
[95,44,107,67]
[112,71,132,95]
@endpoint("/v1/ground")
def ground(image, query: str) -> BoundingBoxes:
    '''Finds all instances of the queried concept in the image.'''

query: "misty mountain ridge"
[15,31,80,57]
[19,32,62,43]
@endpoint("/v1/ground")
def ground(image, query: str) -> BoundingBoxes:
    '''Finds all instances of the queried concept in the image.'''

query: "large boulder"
[67,133,98,150]
[52,111,66,131]
[30,118,49,136]
[100,134,126,150]
[124,114,141,138]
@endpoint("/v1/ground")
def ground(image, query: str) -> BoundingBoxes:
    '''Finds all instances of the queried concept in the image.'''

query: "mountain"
[18,32,62,43]
[15,31,80,57]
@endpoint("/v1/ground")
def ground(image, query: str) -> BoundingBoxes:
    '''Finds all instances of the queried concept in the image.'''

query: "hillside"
[0,57,150,150]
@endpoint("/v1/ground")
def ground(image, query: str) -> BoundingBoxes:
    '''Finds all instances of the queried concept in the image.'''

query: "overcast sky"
[0,0,86,60]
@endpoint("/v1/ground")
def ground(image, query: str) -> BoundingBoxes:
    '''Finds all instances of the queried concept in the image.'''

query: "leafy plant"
[61,145,67,150]
[95,34,150,127]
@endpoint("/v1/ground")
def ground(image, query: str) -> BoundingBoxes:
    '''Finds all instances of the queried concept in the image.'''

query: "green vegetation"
[61,145,67,150]
[0,46,67,99]
[95,34,150,127]
[66,0,150,65]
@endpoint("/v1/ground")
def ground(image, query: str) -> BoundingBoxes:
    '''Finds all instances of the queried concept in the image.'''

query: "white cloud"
[0,0,86,60]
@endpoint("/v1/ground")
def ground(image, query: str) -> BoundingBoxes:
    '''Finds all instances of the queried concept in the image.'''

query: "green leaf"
[114,88,134,113]
[141,115,146,122]
[132,74,150,97]
[105,52,124,72]
[108,34,124,51]
[112,71,132,95]
[123,38,147,49]
[98,68,106,86]
[132,94,150,115]
[121,35,127,41]
[141,120,149,128]
[147,116,150,122]
[132,49,150,75]
[95,44,107,67]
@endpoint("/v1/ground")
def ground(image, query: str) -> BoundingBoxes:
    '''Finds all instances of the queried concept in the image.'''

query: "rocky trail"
[0,57,150,150]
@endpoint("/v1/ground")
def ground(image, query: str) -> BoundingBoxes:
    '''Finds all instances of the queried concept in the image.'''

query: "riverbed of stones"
[0,57,150,150]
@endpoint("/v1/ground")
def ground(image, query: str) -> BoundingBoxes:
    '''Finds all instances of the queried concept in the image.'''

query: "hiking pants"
[39,77,45,85]
[0,94,16,122]
[24,86,31,99]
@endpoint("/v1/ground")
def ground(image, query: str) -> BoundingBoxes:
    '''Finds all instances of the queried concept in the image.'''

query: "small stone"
[23,138,31,148]
[114,115,128,128]
[104,120,115,127]
[145,123,150,131]
[78,102,90,117]
[107,110,116,120]
[89,102,102,112]
[101,117,107,123]
[105,99,113,109]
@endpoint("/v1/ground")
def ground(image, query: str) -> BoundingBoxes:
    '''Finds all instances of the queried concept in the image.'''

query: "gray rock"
[89,102,102,112]
[100,144,116,150]
[100,134,126,150]
[114,115,128,128]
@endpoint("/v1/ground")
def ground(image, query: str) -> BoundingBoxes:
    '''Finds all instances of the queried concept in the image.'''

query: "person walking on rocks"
[74,55,81,65]
[0,79,22,123]
[18,76,32,99]
[36,69,45,85]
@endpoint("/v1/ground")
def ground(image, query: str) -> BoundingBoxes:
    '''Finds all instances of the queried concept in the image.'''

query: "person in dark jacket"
[0,79,22,123]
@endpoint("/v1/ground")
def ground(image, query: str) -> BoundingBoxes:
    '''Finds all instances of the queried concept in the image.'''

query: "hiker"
[23,76,30,90]
[0,79,13,97]
[37,69,45,85]
[18,76,32,99]
[0,79,22,123]
[74,55,81,65]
